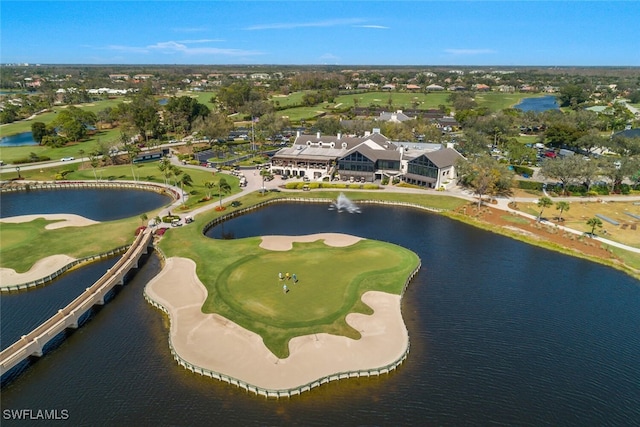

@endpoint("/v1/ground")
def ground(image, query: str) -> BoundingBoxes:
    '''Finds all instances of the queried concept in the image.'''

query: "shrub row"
[283,182,380,190]
[511,165,535,176]
[14,155,52,164]
[517,180,544,191]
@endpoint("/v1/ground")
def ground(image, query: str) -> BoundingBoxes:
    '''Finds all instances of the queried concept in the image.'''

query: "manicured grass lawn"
[0,216,142,272]
[160,219,419,358]
[336,91,451,110]
[0,128,121,164]
[268,90,538,123]
[275,106,329,122]
[474,92,531,111]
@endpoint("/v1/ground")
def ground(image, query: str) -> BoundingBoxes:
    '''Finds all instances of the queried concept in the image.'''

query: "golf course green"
[199,236,420,358]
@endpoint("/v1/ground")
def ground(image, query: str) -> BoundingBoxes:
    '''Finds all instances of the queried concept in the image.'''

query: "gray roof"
[343,144,401,162]
[378,111,413,122]
[272,145,347,161]
[425,147,464,168]
[613,128,640,139]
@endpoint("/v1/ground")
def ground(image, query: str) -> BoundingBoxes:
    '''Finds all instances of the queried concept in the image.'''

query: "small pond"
[0,187,172,220]
[0,132,38,147]
[514,95,560,112]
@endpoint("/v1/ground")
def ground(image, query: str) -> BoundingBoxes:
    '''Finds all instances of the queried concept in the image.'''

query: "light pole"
[15,166,21,179]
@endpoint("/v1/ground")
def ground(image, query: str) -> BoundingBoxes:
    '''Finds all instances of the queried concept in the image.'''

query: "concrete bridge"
[0,228,154,377]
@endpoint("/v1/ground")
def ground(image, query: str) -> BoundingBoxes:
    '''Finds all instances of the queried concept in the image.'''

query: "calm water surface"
[0,188,172,220]
[514,96,560,112]
[0,132,37,147]
[2,202,639,426]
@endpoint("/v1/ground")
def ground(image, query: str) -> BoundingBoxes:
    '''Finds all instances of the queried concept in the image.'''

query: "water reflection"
[2,203,640,426]
[0,188,172,220]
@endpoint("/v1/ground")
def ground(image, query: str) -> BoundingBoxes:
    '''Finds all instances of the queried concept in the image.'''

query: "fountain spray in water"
[329,193,361,213]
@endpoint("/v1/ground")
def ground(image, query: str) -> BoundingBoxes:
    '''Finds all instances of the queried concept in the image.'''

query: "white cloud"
[245,18,366,30]
[319,53,340,62]
[176,39,224,44]
[105,41,263,57]
[355,25,389,29]
[444,49,497,55]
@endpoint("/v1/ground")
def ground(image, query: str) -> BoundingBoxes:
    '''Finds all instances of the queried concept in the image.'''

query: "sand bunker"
[0,254,77,287]
[259,232,363,251]
[145,234,409,391]
[0,214,98,287]
[0,213,99,230]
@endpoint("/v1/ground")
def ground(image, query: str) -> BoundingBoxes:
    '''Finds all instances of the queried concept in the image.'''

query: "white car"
[60,157,75,162]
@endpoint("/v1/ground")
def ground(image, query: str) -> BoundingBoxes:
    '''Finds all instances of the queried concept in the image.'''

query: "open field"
[0,99,124,137]
[0,128,121,164]
[268,90,540,122]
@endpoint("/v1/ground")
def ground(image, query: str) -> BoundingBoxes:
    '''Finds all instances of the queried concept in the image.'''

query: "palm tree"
[586,217,603,236]
[179,173,193,206]
[140,213,148,226]
[259,168,273,193]
[158,157,172,186]
[537,196,553,222]
[78,149,85,169]
[205,181,216,199]
[555,201,570,222]
[217,177,231,209]
[90,155,100,181]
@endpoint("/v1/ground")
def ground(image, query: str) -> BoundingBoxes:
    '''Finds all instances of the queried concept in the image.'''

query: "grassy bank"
[0,215,143,272]
[1,162,241,211]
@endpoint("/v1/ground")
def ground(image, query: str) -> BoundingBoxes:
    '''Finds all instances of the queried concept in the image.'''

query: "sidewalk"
[164,161,640,255]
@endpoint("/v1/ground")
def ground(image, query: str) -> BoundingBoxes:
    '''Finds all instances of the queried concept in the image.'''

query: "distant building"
[378,110,413,123]
[426,84,445,91]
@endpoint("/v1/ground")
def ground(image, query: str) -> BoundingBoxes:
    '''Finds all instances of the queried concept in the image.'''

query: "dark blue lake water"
[0,132,37,147]
[0,188,172,220]
[2,201,639,426]
[514,96,560,112]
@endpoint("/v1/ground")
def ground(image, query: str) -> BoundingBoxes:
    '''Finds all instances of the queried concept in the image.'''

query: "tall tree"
[586,217,603,236]
[558,84,588,108]
[194,113,233,144]
[555,201,570,222]
[217,177,231,208]
[260,168,273,193]
[164,95,210,135]
[121,132,141,181]
[31,122,49,144]
[51,106,97,142]
[537,196,553,222]
[456,155,514,207]
[540,156,583,194]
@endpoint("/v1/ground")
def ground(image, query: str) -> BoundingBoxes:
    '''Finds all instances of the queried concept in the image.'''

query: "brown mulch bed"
[454,202,617,261]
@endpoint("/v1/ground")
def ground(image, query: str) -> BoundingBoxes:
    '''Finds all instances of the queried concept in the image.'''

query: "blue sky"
[1,1,639,66]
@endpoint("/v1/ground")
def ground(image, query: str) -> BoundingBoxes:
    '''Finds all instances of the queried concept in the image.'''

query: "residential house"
[378,110,413,123]
[426,84,445,91]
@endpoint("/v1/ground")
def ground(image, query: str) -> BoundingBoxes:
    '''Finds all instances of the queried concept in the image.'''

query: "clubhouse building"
[270,130,464,189]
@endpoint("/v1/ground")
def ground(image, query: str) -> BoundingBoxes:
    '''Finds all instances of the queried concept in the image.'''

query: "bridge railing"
[0,229,153,373]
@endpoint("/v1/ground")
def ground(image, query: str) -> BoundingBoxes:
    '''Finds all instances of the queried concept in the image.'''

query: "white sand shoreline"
[145,233,410,391]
